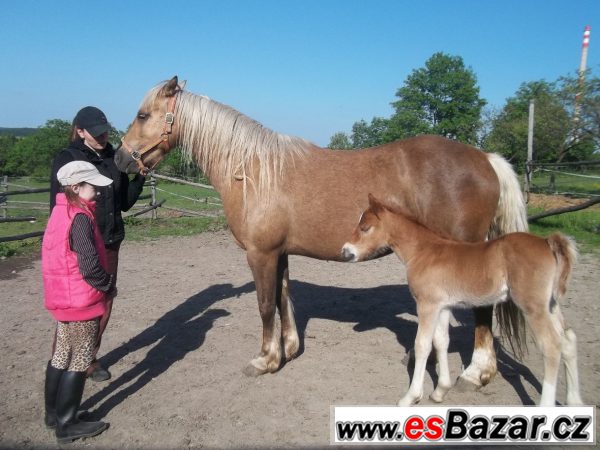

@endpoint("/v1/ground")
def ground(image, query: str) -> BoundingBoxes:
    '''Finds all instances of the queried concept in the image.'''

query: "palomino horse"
[342,194,582,406]
[114,76,528,387]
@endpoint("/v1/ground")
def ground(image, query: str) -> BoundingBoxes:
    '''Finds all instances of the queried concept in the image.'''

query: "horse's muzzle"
[114,145,139,174]
[340,244,357,262]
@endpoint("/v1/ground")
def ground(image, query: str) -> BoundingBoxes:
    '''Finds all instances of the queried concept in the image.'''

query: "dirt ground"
[0,230,598,449]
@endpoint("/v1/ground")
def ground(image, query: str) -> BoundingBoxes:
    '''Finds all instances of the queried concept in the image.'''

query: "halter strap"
[121,92,179,174]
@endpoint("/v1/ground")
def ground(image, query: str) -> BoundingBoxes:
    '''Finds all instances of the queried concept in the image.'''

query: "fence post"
[524,99,535,203]
[1,175,7,218]
[150,173,158,219]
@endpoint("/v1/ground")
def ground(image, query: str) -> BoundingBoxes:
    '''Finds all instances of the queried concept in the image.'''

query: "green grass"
[530,170,600,197]
[2,176,599,258]
[528,207,600,253]
[0,176,225,258]
[123,215,227,241]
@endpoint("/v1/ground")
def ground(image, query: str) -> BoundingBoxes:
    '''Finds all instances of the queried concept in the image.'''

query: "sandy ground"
[0,230,598,449]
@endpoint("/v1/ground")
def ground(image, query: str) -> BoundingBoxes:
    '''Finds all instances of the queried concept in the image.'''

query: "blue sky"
[1,0,598,146]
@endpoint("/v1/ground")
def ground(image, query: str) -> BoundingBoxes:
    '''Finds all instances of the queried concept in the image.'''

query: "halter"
[120,91,179,174]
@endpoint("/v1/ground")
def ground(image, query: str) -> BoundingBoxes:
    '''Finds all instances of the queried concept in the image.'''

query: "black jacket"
[50,139,145,246]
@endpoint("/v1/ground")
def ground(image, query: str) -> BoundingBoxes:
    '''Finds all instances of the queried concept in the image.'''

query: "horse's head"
[341,194,391,262]
[115,76,184,174]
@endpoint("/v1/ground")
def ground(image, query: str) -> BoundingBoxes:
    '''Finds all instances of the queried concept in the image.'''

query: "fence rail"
[1,173,222,244]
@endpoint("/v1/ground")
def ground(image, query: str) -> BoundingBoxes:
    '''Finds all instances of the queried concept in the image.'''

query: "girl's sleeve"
[69,213,114,292]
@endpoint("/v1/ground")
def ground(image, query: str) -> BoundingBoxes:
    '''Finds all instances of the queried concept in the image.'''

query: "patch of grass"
[530,170,600,197]
[123,215,228,241]
[528,207,600,253]
[0,238,41,258]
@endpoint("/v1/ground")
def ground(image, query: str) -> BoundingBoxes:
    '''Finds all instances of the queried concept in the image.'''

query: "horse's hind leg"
[243,249,282,376]
[525,305,562,406]
[562,327,583,405]
[430,309,452,403]
[551,304,583,405]
[456,305,497,391]
[276,254,299,361]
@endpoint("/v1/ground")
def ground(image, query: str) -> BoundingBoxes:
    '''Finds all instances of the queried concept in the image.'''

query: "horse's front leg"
[456,305,497,390]
[399,301,441,406]
[276,254,299,361]
[243,249,282,377]
[430,309,452,403]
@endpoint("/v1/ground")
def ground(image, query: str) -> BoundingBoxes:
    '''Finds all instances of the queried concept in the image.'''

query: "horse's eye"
[137,113,148,120]
[360,224,371,233]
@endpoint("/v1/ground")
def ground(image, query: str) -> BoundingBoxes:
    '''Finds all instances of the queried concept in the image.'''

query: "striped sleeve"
[69,213,114,292]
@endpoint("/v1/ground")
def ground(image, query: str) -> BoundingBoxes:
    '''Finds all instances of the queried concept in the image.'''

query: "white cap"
[57,161,113,187]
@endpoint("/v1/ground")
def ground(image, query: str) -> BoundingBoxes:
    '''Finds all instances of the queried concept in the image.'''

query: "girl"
[42,160,115,443]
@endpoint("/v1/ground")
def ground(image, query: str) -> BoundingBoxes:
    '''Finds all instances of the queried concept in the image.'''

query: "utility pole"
[524,100,535,202]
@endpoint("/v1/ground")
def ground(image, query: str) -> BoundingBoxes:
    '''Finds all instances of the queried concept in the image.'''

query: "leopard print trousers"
[50,319,99,372]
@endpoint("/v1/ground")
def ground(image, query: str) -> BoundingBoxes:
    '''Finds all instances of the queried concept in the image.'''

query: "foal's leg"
[525,306,562,406]
[551,305,583,405]
[276,254,300,361]
[561,327,583,405]
[457,305,497,390]
[243,249,282,376]
[399,301,441,406]
[430,309,452,403]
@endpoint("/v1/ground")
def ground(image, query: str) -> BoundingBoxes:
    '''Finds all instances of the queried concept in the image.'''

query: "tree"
[350,117,390,148]
[0,120,126,177]
[0,134,17,172]
[555,71,600,161]
[484,78,600,167]
[327,132,352,150]
[330,52,486,148]
[388,52,486,144]
[2,120,71,177]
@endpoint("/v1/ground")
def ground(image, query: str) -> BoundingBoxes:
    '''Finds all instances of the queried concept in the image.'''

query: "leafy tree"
[555,71,600,161]
[330,52,486,148]
[2,120,71,177]
[350,117,390,148]
[0,134,17,172]
[327,132,353,150]
[388,52,486,144]
[484,78,600,166]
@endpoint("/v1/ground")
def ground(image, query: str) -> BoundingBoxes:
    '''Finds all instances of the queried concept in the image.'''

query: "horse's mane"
[143,83,310,203]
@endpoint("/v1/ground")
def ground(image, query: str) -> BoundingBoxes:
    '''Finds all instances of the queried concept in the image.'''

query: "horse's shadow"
[80,282,254,418]
[82,280,541,418]
[291,280,541,405]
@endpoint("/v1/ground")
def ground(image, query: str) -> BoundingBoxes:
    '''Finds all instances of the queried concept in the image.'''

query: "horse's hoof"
[454,376,482,392]
[242,364,266,377]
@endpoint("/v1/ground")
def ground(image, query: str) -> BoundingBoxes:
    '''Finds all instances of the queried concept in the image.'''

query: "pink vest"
[42,193,107,321]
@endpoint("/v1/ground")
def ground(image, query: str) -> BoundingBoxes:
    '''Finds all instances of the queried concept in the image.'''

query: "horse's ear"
[179,79,187,90]
[368,194,384,218]
[163,76,179,97]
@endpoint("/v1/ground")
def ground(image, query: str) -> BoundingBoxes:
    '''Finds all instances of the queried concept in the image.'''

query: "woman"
[50,106,145,381]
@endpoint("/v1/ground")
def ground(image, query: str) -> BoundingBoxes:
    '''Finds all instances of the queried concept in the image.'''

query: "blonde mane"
[143,83,310,202]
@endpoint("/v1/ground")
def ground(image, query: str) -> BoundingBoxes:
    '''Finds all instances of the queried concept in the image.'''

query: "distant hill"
[0,127,38,137]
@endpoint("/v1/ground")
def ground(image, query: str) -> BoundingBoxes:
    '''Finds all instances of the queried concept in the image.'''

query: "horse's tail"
[547,233,578,301]
[486,153,529,238]
[486,153,530,360]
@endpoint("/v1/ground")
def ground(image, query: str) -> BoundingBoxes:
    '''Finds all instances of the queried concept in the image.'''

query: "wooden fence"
[0,173,222,243]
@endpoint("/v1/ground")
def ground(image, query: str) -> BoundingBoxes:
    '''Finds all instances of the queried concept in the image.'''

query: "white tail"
[486,153,529,360]
[486,153,529,238]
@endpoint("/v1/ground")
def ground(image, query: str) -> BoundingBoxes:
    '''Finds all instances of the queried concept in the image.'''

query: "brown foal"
[342,194,582,406]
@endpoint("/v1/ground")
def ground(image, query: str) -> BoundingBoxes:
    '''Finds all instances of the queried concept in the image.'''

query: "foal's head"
[341,194,391,262]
